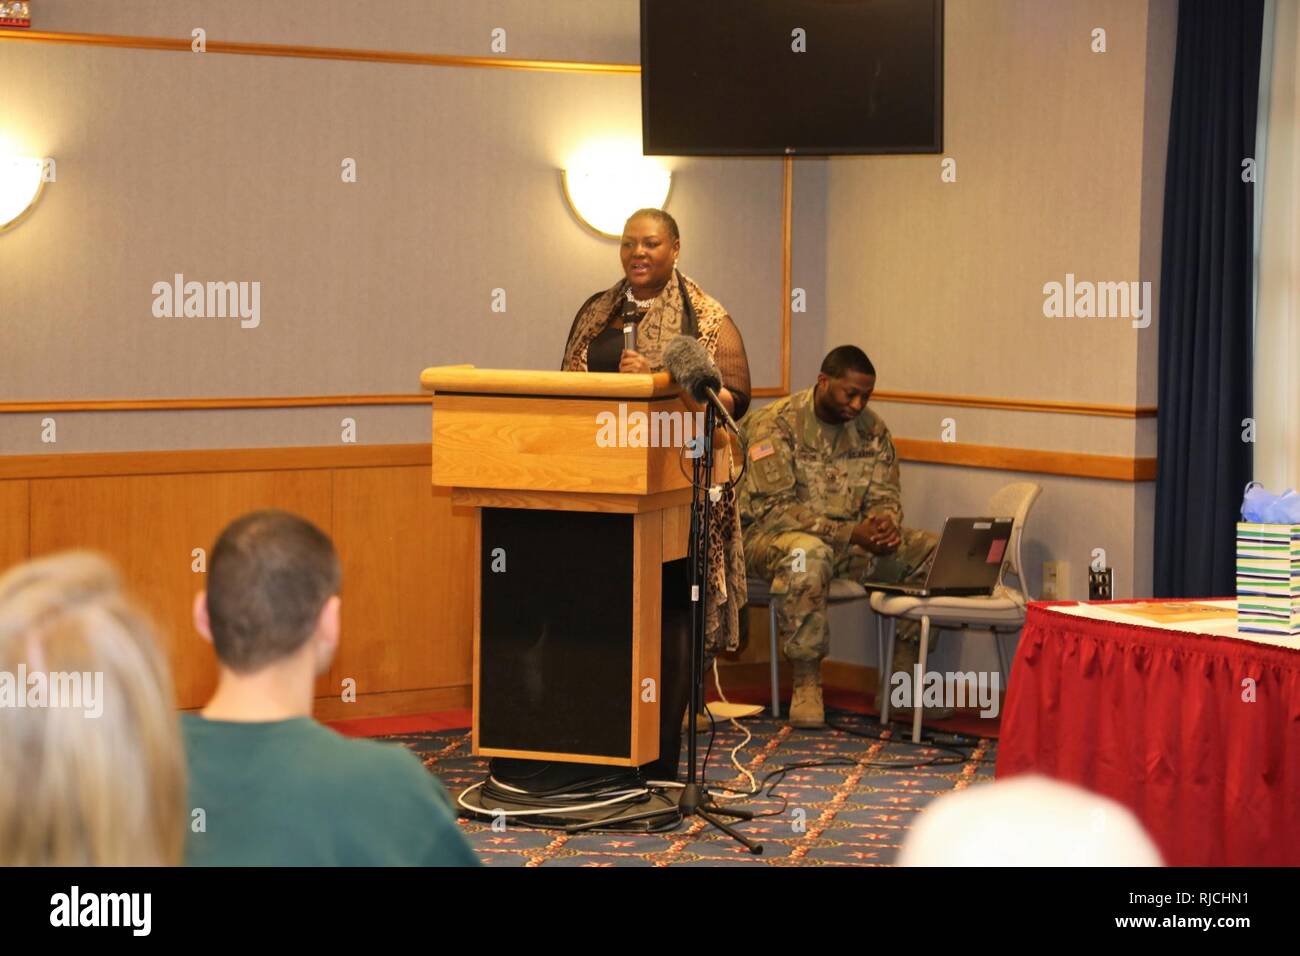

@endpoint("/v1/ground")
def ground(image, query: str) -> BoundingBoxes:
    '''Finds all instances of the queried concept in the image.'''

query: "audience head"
[899,775,1163,866]
[816,345,876,423]
[0,551,185,866]
[194,510,342,677]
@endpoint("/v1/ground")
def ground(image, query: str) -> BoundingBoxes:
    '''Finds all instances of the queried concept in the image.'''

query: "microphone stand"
[679,397,762,854]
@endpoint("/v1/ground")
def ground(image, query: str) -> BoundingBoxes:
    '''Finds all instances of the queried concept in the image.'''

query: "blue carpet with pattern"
[386,708,998,866]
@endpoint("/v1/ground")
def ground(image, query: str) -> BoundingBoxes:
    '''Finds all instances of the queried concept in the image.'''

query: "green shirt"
[182,714,480,867]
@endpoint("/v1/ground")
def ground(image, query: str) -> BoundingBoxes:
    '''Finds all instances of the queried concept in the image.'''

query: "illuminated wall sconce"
[562,141,673,239]
[0,155,48,233]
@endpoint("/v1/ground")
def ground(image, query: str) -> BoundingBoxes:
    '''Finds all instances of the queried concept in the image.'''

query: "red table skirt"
[996,602,1300,866]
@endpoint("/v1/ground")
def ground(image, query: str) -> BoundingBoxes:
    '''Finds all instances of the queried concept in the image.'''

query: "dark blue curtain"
[1153,0,1264,597]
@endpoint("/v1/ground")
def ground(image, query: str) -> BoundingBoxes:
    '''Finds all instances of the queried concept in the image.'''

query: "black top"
[562,281,752,419]
[587,324,628,373]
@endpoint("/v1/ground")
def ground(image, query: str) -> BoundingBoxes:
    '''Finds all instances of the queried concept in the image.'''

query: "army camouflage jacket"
[738,386,902,552]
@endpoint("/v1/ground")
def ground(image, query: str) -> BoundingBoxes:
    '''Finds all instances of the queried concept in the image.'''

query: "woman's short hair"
[626,207,680,242]
[0,551,185,866]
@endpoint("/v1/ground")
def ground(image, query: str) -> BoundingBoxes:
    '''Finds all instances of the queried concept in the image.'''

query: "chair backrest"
[984,482,1041,599]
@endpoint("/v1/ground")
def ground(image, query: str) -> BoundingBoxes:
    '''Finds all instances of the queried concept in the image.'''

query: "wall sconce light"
[0,156,47,233]
[562,141,673,239]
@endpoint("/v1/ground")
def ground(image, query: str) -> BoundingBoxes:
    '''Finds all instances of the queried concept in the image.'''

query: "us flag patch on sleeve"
[750,440,776,461]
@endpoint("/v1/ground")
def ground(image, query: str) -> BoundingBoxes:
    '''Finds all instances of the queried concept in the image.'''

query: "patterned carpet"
[385,709,998,866]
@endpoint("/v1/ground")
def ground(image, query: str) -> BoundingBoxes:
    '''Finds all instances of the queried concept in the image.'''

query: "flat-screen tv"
[641,0,943,156]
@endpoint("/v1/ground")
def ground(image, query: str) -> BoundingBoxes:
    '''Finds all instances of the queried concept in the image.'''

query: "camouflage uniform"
[739,387,937,663]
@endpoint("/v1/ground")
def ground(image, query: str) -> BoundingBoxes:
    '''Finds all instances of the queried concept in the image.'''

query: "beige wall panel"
[870,402,1145,456]
[328,469,473,697]
[665,157,786,391]
[1134,416,1157,457]
[813,0,1176,619]
[0,480,30,573]
[825,0,1162,417]
[33,0,642,63]
[0,405,428,455]
[789,158,831,392]
[1131,479,1156,598]
[743,397,1159,460]
[0,41,785,417]
[28,469,334,708]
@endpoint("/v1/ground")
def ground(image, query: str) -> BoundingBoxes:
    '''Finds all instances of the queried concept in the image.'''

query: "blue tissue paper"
[1241,482,1300,523]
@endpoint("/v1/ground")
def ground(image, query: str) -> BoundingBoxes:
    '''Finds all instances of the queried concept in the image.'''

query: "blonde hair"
[0,551,185,866]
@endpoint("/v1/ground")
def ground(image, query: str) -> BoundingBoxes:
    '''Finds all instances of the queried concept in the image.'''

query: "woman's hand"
[619,350,651,374]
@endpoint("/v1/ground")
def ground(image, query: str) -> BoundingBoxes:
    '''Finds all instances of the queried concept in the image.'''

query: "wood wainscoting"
[0,436,1153,721]
[0,442,847,723]
[0,443,474,713]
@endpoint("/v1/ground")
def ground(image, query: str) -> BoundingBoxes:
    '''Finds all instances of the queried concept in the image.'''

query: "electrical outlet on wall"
[1041,560,1070,600]
[1089,567,1114,601]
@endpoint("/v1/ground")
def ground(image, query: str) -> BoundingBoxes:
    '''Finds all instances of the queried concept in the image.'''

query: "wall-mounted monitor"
[641,0,944,156]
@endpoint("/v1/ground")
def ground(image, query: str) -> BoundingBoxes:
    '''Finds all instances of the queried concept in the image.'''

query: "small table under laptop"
[995,599,1300,866]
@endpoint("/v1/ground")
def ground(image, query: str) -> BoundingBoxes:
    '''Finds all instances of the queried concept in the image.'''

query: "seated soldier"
[739,345,939,728]
[184,509,480,866]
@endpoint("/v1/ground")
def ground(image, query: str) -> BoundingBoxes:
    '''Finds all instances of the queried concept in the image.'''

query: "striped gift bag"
[1236,522,1300,635]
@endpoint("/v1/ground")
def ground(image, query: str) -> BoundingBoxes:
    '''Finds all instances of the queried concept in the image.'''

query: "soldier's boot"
[788,661,826,729]
[887,638,954,721]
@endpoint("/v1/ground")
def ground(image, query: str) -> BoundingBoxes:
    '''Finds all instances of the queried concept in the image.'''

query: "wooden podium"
[420,366,702,767]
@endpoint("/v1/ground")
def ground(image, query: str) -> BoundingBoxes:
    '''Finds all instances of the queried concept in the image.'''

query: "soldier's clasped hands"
[852,514,902,555]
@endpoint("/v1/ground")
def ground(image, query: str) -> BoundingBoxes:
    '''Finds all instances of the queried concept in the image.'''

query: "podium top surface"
[420,366,680,400]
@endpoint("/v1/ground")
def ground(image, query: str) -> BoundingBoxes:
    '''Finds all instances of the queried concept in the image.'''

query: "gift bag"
[1237,483,1300,636]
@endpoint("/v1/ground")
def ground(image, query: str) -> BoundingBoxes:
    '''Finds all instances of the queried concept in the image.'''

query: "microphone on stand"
[663,334,740,435]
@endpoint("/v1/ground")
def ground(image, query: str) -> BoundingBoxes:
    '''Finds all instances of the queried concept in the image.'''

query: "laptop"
[862,517,1014,598]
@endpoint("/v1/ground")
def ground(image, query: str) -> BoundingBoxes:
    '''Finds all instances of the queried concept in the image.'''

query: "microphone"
[621,291,641,354]
[663,334,740,435]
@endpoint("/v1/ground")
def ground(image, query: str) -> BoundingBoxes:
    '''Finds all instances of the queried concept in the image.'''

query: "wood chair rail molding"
[0,441,1154,482]
[0,391,1155,418]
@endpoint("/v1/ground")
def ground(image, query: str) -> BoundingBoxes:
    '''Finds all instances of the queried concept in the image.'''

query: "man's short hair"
[206,510,341,673]
[821,346,876,379]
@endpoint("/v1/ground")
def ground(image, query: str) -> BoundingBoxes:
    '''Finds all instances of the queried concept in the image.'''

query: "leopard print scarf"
[562,271,747,654]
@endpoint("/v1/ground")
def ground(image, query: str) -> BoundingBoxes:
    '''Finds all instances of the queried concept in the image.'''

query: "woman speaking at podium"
[560,208,752,780]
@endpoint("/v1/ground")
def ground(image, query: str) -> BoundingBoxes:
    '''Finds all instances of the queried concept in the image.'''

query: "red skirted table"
[996,600,1300,866]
